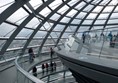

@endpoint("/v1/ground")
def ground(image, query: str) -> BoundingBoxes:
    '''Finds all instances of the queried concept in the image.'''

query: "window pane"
[17,28,33,37]
[0,23,16,37]
[29,0,43,9]
[39,7,51,17]
[66,9,77,17]
[71,19,81,24]
[25,17,39,28]
[87,13,97,19]
[0,0,14,14]
[57,5,69,14]
[53,24,65,31]
[7,8,29,24]
[34,31,47,37]
[50,13,61,21]
[60,17,71,23]
[94,20,106,24]
[49,0,62,10]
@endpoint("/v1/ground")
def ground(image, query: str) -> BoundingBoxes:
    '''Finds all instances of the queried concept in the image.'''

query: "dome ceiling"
[0,0,118,60]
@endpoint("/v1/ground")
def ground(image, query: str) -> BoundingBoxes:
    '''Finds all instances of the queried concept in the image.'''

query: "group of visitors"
[42,62,56,73]
[28,47,56,79]
[108,32,118,47]
[81,31,118,44]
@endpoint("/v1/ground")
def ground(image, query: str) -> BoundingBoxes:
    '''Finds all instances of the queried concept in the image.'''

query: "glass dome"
[0,0,118,60]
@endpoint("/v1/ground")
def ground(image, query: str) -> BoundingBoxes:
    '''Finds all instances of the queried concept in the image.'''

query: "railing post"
[47,75,50,83]
[17,69,19,83]
[63,70,66,79]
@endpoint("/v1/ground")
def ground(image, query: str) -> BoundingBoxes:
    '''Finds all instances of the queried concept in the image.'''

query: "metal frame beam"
[0,0,53,55]
[21,0,70,55]
[37,0,82,54]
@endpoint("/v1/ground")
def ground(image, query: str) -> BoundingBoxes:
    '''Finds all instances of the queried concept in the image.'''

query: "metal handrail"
[15,56,45,83]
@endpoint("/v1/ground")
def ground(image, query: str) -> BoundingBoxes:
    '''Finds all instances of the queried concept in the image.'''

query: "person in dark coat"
[82,32,86,43]
[32,66,37,77]
[42,64,45,73]
[28,48,35,63]
[50,61,53,71]
[50,47,54,59]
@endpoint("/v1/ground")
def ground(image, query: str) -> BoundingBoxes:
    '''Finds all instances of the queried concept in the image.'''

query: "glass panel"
[29,0,43,9]
[60,17,71,23]
[50,13,61,21]
[77,32,82,38]
[8,40,27,48]
[110,13,118,19]
[50,32,61,38]
[53,24,65,31]
[92,6,103,13]
[16,28,33,37]
[2,50,22,60]
[108,19,118,24]
[94,20,106,24]
[45,38,57,45]
[62,33,73,38]
[67,0,78,6]
[43,22,52,30]
[57,5,69,14]
[98,13,109,19]
[25,17,40,28]
[92,0,101,5]
[0,0,14,7]
[78,26,90,33]
[82,20,93,25]
[34,31,47,37]
[106,25,118,28]
[76,12,87,19]
[39,7,51,17]
[100,0,109,5]
[29,39,42,46]
[49,0,62,10]
[7,8,29,24]
[75,1,86,10]
[109,0,118,5]
[41,46,49,52]
[0,23,16,37]
[0,0,14,14]
[71,19,81,24]
[83,5,94,12]
[0,40,6,50]
[65,26,77,32]
[23,5,32,13]
[15,15,28,25]
[114,6,118,12]
[59,38,67,44]
[85,0,92,3]
[41,44,55,52]
[102,6,114,12]
[66,9,77,17]
[40,22,53,31]
[91,26,103,30]
[87,13,97,19]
